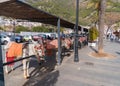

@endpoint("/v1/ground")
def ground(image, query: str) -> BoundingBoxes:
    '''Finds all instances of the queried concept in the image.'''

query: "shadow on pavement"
[116,52,120,55]
[23,49,59,86]
[61,47,73,63]
[23,70,59,86]
[89,46,98,53]
[14,64,23,70]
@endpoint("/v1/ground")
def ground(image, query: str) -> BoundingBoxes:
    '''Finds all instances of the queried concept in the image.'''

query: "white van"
[0,34,10,45]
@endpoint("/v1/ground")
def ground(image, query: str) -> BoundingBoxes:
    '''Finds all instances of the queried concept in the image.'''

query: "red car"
[32,35,42,41]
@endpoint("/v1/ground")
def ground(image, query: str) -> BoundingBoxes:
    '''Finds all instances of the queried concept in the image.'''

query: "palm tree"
[85,0,107,54]
[85,0,106,54]
[98,0,106,54]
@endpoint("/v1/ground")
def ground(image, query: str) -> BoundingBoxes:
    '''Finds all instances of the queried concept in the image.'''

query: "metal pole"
[0,32,5,86]
[57,18,61,65]
[81,27,83,34]
[13,20,16,41]
[74,0,79,62]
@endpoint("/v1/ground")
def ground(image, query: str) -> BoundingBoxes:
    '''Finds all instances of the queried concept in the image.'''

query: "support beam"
[57,18,61,65]
[13,20,16,41]
[0,32,5,86]
[0,0,9,3]
[74,0,79,62]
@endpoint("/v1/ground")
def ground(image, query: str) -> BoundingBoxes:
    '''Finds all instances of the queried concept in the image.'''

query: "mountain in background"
[24,0,120,26]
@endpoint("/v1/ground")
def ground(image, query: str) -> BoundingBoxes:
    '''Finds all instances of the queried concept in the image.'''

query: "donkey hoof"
[24,75,27,79]
[27,75,30,78]
[24,75,30,79]
[11,68,14,71]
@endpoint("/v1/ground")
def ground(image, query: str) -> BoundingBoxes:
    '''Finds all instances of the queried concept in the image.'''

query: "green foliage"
[0,26,4,30]
[60,28,65,32]
[106,2,120,12]
[26,0,120,26]
[80,8,95,18]
[15,25,29,33]
[26,0,76,23]
[89,26,99,42]
[32,26,49,32]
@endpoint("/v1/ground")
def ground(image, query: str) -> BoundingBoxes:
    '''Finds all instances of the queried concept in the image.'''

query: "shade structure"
[0,0,85,31]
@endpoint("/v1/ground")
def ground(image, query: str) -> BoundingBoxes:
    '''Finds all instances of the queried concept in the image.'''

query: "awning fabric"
[0,0,88,31]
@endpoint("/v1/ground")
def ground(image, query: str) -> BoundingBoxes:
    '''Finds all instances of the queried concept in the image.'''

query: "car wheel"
[17,40,20,43]
[3,41,8,45]
[28,39,32,43]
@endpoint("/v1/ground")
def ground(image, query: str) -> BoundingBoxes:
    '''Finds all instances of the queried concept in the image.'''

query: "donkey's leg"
[37,55,41,63]
[10,57,15,71]
[23,59,27,79]
[10,66,14,71]
[4,55,9,74]
[62,46,65,56]
[26,60,30,78]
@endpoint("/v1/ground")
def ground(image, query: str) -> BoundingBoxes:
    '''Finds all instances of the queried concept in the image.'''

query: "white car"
[23,35,32,42]
[0,34,10,45]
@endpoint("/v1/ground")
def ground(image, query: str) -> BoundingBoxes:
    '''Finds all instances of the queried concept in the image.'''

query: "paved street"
[4,40,120,86]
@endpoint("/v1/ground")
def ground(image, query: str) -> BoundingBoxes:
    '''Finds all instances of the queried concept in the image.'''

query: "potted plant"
[88,26,99,47]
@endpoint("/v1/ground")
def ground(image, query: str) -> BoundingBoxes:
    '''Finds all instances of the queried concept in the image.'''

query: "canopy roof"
[0,0,88,31]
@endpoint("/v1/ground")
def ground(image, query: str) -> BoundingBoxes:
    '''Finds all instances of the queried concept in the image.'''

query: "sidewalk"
[55,40,120,86]
[5,40,120,86]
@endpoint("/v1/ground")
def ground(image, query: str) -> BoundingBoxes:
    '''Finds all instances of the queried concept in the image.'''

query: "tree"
[98,0,106,54]
[84,0,100,25]
[15,25,29,33]
[105,12,120,35]
[86,0,106,54]
[85,0,120,26]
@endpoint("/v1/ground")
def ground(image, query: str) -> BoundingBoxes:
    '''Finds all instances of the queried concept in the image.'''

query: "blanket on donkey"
[7,42,23,57]
[46,39,58,49]
[6,52,15,66]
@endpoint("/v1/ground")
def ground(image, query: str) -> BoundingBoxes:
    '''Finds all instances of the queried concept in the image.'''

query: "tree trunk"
[98,0,106,54]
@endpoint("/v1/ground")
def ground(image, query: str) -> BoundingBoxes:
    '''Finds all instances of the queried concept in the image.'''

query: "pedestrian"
[110,34,114,42]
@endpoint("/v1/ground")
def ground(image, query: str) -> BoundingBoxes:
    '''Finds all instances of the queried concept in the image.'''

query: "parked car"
[32,35,42,41]
[38,34,46,39]
[23,35,32,42]
[51,33,57,39]
[0,34,10,45]
[15,35,23,43]
[10,35,23,43]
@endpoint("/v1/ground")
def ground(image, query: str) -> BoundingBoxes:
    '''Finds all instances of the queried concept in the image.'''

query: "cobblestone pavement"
[4,40,120,86]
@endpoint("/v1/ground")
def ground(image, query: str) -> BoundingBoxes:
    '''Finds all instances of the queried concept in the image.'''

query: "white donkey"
[22,41,45,79]
[4,40,45,79]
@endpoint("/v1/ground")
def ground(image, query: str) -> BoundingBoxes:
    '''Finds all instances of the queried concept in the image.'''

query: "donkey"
[22,41,46,79]
[4,41,45,79]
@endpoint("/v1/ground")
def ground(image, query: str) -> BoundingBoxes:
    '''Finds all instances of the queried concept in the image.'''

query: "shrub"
[15,25,29,33]
[0,26,4,30]
[32,26,49,32]
[89,26,99,42]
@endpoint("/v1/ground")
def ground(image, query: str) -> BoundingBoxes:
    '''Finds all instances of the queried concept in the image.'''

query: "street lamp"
[74,0,79,62]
